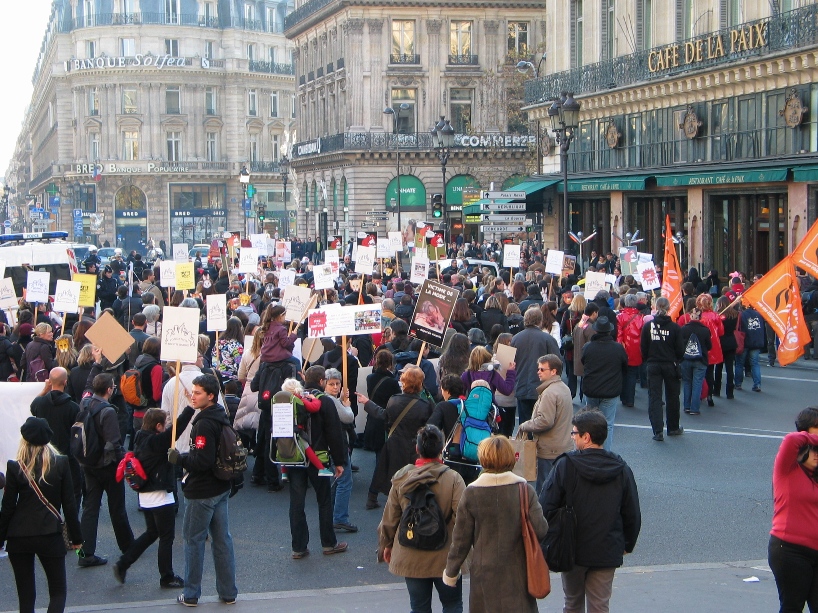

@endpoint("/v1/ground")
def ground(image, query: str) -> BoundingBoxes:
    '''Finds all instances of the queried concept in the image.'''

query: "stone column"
[343,19,366,131]
[738,195,750,276]
[368,19,384,130]
[426,20,443,120]
[652,197,662,259]
[688,187,704,272]
[789,181,808,253]
[610,191,624,251]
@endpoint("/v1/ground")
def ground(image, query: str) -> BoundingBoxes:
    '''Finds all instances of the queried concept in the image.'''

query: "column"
[789,181,808,253]
[688,187,704,272]
[610,191,623,250]
[769,192,780,270]
[367,19,383,129]
[738,195,750,276]
[426,20,443,119]
[343,19,366,131]
[602,199,611,254]
[651,197,662,259]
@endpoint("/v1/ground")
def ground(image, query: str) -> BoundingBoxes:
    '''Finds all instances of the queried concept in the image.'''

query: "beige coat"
[444,472,549,613]
[517,376,574,460]
[377,462,466,578]
[572,320,595,376]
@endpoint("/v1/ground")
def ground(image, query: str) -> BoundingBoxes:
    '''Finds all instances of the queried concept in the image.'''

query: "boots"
[366,491,380,510]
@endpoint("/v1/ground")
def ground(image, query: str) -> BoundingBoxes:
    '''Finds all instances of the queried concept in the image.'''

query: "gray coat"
[511,325,561,400]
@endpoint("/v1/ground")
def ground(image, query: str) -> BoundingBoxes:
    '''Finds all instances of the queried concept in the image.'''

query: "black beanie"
[20,416,53,447]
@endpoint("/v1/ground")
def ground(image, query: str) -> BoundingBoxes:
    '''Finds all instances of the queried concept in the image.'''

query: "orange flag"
[661,215,683,321]
[791,217,818,278]
[741,256,810,366]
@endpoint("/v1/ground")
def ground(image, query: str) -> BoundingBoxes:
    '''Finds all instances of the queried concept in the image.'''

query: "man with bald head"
[31,367,82,507]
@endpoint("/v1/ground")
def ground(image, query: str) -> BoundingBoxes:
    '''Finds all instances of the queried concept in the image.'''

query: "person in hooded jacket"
[0,322,16,382]
[680,308,712,415]
[22,323,57,382]
[97,266,121,311]
[129,337,166,434]
[687,267,707,295]
[616,294,645,408]
[540,409,641,613]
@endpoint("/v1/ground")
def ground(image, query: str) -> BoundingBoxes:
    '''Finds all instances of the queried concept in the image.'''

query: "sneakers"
[689,411,701,415]
[112,562,126,584]
[177,595,198,607]
[684,408,691,414]
[333,522,359,533]
[291,549,310,559]
[668,428,685,436]
[78,554,107,568]
[350,464,360,473]
[706,395,715,407]
[160,575,185,589]
[753,386,761,392]
[220,597,237,605]
[317,468,334,477]
[323,542,348,555]
[652,433,664,441]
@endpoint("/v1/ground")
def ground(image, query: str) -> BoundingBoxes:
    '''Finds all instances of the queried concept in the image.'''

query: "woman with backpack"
[461,347,516,405]
[126,337,166,434]
[22,323,57,383]
[377,425,466,613]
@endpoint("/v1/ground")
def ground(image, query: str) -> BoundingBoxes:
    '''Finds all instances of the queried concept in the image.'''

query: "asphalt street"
[1,358,814,611]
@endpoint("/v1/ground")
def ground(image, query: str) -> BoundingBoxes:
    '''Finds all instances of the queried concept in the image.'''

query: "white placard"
[604,274,617,286]
[0,260,6,280]
[307,304,382,338]
[584,271,607,300]
[238,248,259,273]
[52,280,81,313]
[160,306,200,362]
[411,259,429,284]
[0,278,18,310]
[277,269,296,290]
[503,244,521,269]
[250,234,269,256]
[414,247,429,264]
[388,231,403,252]
[276,241,292,263]
[272,403,294,438]
[545,249,565,275]
[159,260,177,287]
[325,250,339,276]
[377,239,391,258]
[206,294,228,332]
[26,271,50,304]
[637,252,653,264]
[173,244,189,263]
[281,285,313,322]
[356,246,376,276]
[637,262,661,291]
[313,263,335,290]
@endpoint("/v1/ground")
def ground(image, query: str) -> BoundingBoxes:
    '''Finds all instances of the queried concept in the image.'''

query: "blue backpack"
[460,384,496,463]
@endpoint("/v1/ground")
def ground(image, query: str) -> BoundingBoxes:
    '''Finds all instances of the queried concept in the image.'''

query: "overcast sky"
[0,3,54,180]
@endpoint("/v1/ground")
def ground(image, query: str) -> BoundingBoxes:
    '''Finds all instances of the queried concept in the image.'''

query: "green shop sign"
[385,175,426,210]
[445,175,481,206]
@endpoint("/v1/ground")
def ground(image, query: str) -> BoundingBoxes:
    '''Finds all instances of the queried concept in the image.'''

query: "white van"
[0,232,81,296]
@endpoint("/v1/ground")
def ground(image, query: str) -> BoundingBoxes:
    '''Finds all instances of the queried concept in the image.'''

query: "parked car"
[189,244,211,260]
[97,247,116,267]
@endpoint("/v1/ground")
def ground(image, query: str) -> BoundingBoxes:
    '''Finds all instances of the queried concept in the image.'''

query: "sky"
[0,3,54,180]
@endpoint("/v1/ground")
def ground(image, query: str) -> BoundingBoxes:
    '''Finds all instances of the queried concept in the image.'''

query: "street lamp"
[384,103,411,247]
[516,55,548,176]
[549,92,581,251]
[430,116,455,236]
[239,165,250,235]
[280,156,289,237]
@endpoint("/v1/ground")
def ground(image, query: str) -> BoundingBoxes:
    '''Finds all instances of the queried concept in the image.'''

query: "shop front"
[169,184,228,246]
[445,174,481,240]
[114,185,148,254]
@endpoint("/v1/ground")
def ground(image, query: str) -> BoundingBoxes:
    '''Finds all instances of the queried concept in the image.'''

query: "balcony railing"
[250,161,283,173]
[284,0,333,30]
[448,54,479,65]
[61,12,283,33]
[390,53,421,64]
[249,60,295,75]
[524,3,818,103]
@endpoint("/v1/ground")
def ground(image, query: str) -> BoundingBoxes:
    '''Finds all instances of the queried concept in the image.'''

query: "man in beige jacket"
[517,353,574,493]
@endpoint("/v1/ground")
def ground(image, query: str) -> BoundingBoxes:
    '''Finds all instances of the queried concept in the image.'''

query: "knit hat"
[104,265,113,273]
[20,416,53,447]
[18,323,33,337]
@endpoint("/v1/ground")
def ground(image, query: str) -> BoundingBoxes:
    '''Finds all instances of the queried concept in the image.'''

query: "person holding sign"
[259,306,298,366]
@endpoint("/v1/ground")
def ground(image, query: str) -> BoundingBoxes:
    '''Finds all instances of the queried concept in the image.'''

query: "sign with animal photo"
[238,247,259,273]
[619,246,638,276]
[307,304,382,338]
[159,260,177,287]
[637,262,660,290]
[584,271,607,300]
[276,241,292,263]
[173,244,189,263]
[26,271,50,304]
[503,244,521,269]
[73,273,97,307]
[409,280,460,347]
[175,262,195,290]
[562,254,577,276]
[545,249,565,275]
[426,230,446,261]
[410,259,429,284]
[313,263,335,290]
[328,235,343,251]
[325,250,340,276]
[160,306,200,363]
[0,277,18,310]
[281,285,314,322]
[206,294,228,332]
[356,245,376,276]
[52,280,81,313]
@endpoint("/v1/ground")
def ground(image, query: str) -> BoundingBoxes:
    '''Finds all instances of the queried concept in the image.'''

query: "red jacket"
[616,308,644,366]
[771,431,818,551]
[700,311,724,364]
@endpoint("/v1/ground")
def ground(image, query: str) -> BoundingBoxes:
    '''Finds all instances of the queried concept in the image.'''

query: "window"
[83,0,94,26]
[781,0,794,12]
[727,0,741,27]
[249,134,258,162]
[450,89,473,133]
[291,94,296,118]
[165,86,180,114]
[392,20,415,58]
[89,132,100,160]
[204,41,214,59]
[122,87,137,114]
[269,46,278,63]
[87,40,96,58]
[641,0,652,49]
[507,22,528,56]
[165,39,179,56]
[120,38,135,56]
[606,0,615,59]
[165,0,179,24]
[121,0,134,12]
[573,0,584,67]
[267,6,279,31]
[205,87,216,115]
[391,89,416,134]
[88,87,99,116]
[166,131,181,162]
[244,2,255,22]
[248,89,258,116]
[202,1,216,23]
[680,0,694,40]
[123,130,139,160]
[270,91,279,117]
[247,44,255,61]
[206,132,218,162]
[272,135,280,161]
[48,102,54,128]
[450,21,472,57]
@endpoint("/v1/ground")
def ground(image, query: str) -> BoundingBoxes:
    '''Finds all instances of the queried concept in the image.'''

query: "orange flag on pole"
[791,217,818,279]
[661,215,683,321]
[740,256,810,367]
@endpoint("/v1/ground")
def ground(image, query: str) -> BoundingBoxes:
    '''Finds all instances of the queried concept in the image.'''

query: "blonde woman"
[0,417,82,613]
[23,323,56,382]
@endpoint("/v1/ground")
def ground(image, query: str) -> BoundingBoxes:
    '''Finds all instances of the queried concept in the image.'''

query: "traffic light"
[246,183,256,198]
[432,193,443,218]
[258,204,266,222]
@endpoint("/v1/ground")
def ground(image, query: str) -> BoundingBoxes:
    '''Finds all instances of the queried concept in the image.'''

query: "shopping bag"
[510,436,537,482]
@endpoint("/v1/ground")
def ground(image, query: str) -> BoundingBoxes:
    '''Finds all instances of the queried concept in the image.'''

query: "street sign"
[527,224,544,231]
[336,221,353,229]
[3,220,11,228]
[361,222,378,229]
[481,214,527,222]
[242,198,251,210]
[480,225,526,233]
[73,209,83,220]
[366,210,389,218]
[482,203,526,212]
[481,190,526,200]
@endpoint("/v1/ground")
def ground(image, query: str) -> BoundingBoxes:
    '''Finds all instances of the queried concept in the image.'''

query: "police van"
[0,231,84,296]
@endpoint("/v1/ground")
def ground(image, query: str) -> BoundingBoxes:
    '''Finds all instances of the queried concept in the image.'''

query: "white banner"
[53,280,81,313]
[0,383,46,467]
[26,271,50,304]
[206,294,228,332]
[356,246,376,276]
[160,307,200,363]
[0,278,18,310]
[172,244,189,263]
[584,271,607,300]
[377,239,391,258]
[238,248,259,273]
[637,262,660,290]
[503,244,521,269]
[545,249,565,275]
[307,304,382,338]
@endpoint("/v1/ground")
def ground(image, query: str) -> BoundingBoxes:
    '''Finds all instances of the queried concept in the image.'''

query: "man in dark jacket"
[97,266,121,311]
[113,285,143,332]
[167,374,238,606]
[680,309,712,415]
[581,317,627,452]
[640,298,685,441]
[736,305,765,392]
[288,365,348,559]
[540,409,641,613]
[77,373,134,567]
[591,291,618,339]
[511,308,561,425]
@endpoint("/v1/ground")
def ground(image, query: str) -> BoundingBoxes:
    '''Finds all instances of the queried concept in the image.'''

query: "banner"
[503,244,521,269]
[281,285,313,322]
[388,231,403,252]
[26,271,50,303]
[160,306,200,363]
[159,261,177,287]
[175,262,195,290]
[356,245,376,276]
[307,304,382,338]
[545,249,564,275]
[206,294,228,332]
[584,271,607,300]
[53,280,81,313]
[741,256,810,366]
[73,273,97,308]
[173,244,189,263]
[791,217,818,279]
[661,215,684,320]
[409,280,460,347]
[637,262,660,291]
[410,259,429,284]
[0,277,18,310]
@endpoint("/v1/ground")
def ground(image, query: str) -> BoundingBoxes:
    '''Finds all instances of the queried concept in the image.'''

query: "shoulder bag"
[18,464,72,551]
[519,482,551,599]
[541,456,577,572]
[387,399,419,438]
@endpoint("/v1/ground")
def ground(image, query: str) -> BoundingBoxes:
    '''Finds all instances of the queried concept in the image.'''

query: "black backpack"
[210,417,249,483]
[397,477,449,551]
[70,401,106,466]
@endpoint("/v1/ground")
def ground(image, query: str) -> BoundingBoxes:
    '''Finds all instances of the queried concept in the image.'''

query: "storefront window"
[114,185,147,254]
[169,184,227,245]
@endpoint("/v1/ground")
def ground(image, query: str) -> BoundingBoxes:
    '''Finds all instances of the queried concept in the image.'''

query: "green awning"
[793,165,818,182]
[556,175,652,192]
[462,179,559,215]
[655,169,788,187]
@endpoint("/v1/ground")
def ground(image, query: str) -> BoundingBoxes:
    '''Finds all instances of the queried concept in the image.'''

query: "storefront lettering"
[72,162,191,174]
[454,135,536,148]
[648,21,766,74]
[65,54,193,72]
[688,174,745,185]
[118,211,142,217]
[297,139,321,156]
[172,210,226,217]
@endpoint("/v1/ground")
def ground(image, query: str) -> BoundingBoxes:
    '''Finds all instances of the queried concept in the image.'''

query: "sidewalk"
[36,560,778,613]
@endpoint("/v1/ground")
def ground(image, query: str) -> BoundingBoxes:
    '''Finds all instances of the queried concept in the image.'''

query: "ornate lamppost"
[548,92,581,251]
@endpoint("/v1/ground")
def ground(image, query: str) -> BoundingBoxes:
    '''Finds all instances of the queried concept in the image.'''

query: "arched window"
[115,185,146,210]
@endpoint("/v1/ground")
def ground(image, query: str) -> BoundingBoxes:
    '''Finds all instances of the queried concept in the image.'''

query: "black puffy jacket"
[580,333,628,398]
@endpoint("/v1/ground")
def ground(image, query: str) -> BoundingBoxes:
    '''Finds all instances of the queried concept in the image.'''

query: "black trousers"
[118,502,176,580]
[715,350,736,397]
[80,464,134,556]
[646,362,681,435]
[252,412,280,486]
[8,552,66,613]
[769,535,818,613]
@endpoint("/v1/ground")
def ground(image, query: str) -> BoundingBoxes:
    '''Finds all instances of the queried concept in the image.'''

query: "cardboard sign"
[426,231,446,261]
[277,268,296,290]
[250,234,268,256]
[73,273,97,307]
[307,304,382,338]
[545,250,565,275]
[414,247,429,264]
[26,271,50,304]
[411,259,429,284]
[377,239,391,258]
[175,262,195,290]
[388,231,403,252]
[0,278,18,310]
[281,285,313,322]
[160,306,200,363]
[414,223,426,252]
[301,337,325,363]
[503,244,521,269]
[637,262,660,290]
[313,263,335,290]
[85,312,135,363]
[173,244,189,263]
[272,403,295,438]
[584,271,607,300]
[53,280,81,313]
[159,261,177,287]
[356,245,376,276]
[409,280,460,347]
[495,343,518,378]
[276,241,292,263]
[328,235,343,251]
[238,248,259,273]
[206,294,228,332]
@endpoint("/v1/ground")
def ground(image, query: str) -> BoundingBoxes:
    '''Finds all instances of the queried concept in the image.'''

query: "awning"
[557,175,652,192]
[462,179,559,216]
[793,165,818,182]
[655,168,788,187]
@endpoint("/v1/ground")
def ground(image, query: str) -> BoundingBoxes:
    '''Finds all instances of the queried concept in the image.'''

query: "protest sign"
[277,269,296,290]
[276,241,292,263]
[414,223,426,252]
[73,273,97,307]
[250,234,268,255]
[427,231,446,261]
[545,250,565,275]
[238,248,259,273]
[328,235,343,251]
[53,280,81,313]
[173,244,189,263]
[85,312,135,363]
[388,231,403,252]
[377,239,391,258]
[325,250,339,276]
[307,304,382,338]
[206,294,228,332]
[637,262,660,290]
[282,285,313,322]
[619,246,638,276]
[410,259,429,284]
[272,403,294,438]
[175,262,195,290]
[356,246,376,275]
[159,261,177,287]
[409,280,460,347]
[26,271,50,303]
[496,343,518,379]
[503,244,521,269]
[160,306,200,363]
[313,263,335,290]
[562,254,577,276]
[0,278,18,310]
[301,337,325,363]
[584,271,607,300]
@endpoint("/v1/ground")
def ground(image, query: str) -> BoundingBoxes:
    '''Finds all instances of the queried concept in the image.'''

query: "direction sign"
[481,214,527,222]
[481,190,526,200]
[335,221,353,229]
[361,222,378,228]
[481,225,525,233]
[366,210,389,218]
[482,203,526,212]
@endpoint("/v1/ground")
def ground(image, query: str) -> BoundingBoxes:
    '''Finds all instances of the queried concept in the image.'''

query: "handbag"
[560,316,574,351]
[734,329,745,355]
[541,456,577,572]
[519,482,551,598]
[19,464,71,551]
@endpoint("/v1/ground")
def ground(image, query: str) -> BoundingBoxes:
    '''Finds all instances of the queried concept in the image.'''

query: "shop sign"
[780,88,807,128]
[296,138,321,156]
[454,134,536,148]
[115,210,147,218]
[65,54,195,73]
[171,209,226,218]
[71,162,192,175]
[679,106,703,140]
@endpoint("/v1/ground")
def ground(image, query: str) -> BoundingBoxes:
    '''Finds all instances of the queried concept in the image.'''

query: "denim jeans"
[584,397,617,451]
[735,348,761,388]
[681,360,707,413]
[620,365,639,405]
[404,576,463,613]
[536,457,554,495]
[182,490,237,602]
[80,464,134,556]
[331,452,353,525]
[288,465,336,553]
